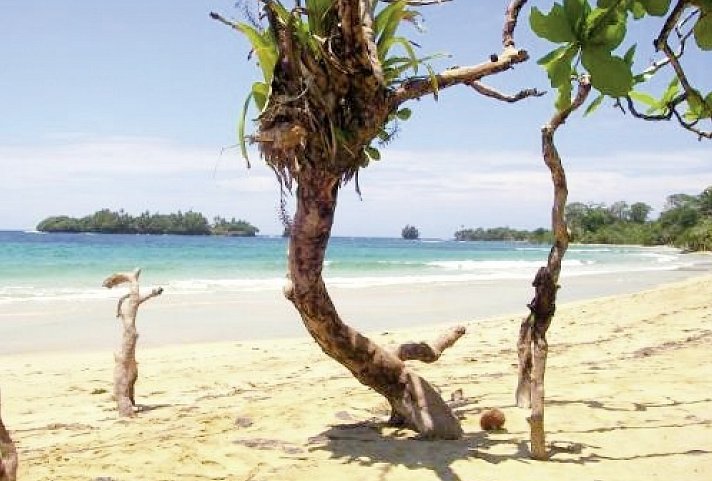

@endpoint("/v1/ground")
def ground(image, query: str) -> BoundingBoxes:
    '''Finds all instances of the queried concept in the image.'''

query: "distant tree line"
[36,209,259,237]
[454,226,552,243]
[455,186,712,251]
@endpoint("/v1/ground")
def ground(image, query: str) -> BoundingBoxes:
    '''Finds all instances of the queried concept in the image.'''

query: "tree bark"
[0,391,17,481]
[102,269,163,417]
[515,77,591,460]
[283,171,463,439]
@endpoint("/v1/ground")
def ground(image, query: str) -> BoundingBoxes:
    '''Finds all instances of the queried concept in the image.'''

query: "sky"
[0,1,710,238]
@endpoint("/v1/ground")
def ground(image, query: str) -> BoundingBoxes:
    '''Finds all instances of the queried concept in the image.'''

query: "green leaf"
[238,92,254,164]
[556,78,574,111]
[305,0,334,37]
[425,64,439,101]
[629,90,659,108]
[584,93,605,116]
[564,0,589,38]
[661,76,680,105]
[581,46,633,97]
[235,23,277,84]
[381,36,420,75]
[585,8,627,51]
[640,0,671,16]
[530,5,576,43]
[623,43,637,67]
[538,44,579,89]
[687,89,705,116]
[396,108,412,120]
[630,1,647,19]
[251,82,269,112]
[376,1,407,60]
[694,10,712,50]
[365,146,381,161]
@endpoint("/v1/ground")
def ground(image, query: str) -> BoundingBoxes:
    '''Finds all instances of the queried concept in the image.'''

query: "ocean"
[0,230,699,306]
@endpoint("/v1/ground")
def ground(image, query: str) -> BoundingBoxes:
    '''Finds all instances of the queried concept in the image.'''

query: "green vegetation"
[532,0,711,136]
[211,216,261,237]
[37,210,259,236]
[455,186,712,250]
[401,225,419,240]
[454,227,552,244]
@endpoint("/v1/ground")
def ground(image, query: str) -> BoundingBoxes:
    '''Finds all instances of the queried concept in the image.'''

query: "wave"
[426,259,593,271]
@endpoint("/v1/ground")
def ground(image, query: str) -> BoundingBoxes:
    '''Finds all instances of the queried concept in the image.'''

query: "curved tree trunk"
[283,171,462,439]
[0,391,17,481]
[515,77,591,460]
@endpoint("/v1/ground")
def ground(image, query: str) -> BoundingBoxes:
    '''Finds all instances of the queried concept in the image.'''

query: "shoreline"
[1,261,711,355]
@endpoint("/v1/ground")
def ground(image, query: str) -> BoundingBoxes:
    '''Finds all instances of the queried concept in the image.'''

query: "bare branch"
[503,0,529,48]
[468,80,544,103]
[392,47,529,106]
[116,293,130,319]
[394,326,466,362]
[672,109,712,139]
[139,287,164,306]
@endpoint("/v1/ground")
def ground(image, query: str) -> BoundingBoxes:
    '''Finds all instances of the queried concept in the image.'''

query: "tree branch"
[503,0,529,48]
[468,80,544,103]
[139,287,164,306]
[392,47,529,105]
[394,326,466,362]
[116,293,131,318]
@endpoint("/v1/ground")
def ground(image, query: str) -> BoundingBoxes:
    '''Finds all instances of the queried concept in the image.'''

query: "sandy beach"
[1,272,712,480]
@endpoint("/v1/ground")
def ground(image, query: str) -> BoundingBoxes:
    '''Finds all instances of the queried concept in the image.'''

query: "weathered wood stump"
[103,268,163,417]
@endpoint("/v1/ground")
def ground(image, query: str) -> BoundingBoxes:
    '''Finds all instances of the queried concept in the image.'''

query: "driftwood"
[0,390,17,481]
[516,76,592,459]
[102,268,163,417]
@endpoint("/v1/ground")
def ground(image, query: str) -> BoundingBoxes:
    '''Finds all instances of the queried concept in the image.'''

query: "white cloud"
[1,136,709,236]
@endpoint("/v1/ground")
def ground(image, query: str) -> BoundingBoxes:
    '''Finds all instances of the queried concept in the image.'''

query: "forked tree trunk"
[102,269,163,417]
[0,391,17,481]
[283,171,463,439]
[516,77,591,460]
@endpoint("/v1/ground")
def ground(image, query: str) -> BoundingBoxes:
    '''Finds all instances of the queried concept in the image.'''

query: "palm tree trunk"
[284,170,462,439]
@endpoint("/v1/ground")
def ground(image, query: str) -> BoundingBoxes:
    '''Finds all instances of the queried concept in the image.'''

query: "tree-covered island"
[455,186,712,251]
[36,209,260,236]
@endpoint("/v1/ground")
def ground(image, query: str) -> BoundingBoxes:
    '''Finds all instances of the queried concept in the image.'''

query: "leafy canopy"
[531,0,711,129]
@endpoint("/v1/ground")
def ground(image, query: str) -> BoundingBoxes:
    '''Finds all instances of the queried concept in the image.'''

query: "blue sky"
[1,1,709,237]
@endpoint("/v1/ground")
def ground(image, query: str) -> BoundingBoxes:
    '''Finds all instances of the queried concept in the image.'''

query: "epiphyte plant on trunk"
[212,0,540,439]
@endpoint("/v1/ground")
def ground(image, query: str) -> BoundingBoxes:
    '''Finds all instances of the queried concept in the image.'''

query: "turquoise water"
[0,230,697,304]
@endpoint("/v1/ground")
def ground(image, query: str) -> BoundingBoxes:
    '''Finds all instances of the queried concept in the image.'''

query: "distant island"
[455,186,712,251]
[401,225,419,240]
[454,227,551,243]
[37,209,259,237]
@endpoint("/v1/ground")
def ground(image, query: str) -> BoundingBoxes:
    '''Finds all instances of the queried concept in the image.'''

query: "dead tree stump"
[102,268,163,417]
[0,390,18,481]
